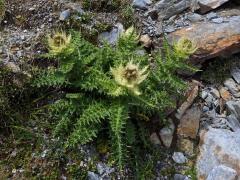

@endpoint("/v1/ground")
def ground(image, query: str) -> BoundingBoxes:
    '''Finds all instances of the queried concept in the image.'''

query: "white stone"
[172,152,187,164]
[159,119,175,148]
[132,0,152,10]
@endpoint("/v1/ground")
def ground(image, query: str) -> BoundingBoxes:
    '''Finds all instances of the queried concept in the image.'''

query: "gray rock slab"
[206,165,237,180]
[132,0,152,10]
[197,128,240,179]
[231,67,240,84]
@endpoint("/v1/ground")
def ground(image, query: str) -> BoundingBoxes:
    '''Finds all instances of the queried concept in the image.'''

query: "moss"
[185,166,197,180]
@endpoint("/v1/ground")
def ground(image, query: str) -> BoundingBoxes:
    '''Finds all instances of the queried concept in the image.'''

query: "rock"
[96,162,114,177]
[153,0,191,19]
[88,172,100,180]
[224,78,240,98]
[168,15,240,64]
[227,114,240,131]
[65,2,85,15]
[164,25,175,33]
[176,82,199,120]
[187,13,203,22]
[197,128,240,180]
[211,117,231,130]
[178,138,194,156]
[59,9,71,21]
[197,0,229,14]
[98,23,124,45]
[231,67,240,84]
[150,132,161,145]
[210,88,220,99]
[132,0,152,10]
[201,89,208,99]
[177,106,201,139]
[139,34,152,48]
[211,17,224,24]
[219,86,231,101]
[172,152,187,164]
[174,174,190,180]
[226,100,240,120]
[206,165,237,180]
[159,119,175,148]
[202,106,209,113]
[206,12,218,20]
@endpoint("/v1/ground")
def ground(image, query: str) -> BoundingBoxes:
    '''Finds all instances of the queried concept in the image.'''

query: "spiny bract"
[111,61,148,95]
[173,37,198,58]
[48,31,73,55]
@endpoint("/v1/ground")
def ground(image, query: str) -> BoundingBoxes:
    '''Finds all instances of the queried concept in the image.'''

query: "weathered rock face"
[206,165,237,180]
[197,0,230,14]
[197,128,240,180]
[175,81,199,120]
[177,106,201,139]
[152,0,191,19]
[226,100,240,120]
[224,78,240,98]
[168,15,240,64]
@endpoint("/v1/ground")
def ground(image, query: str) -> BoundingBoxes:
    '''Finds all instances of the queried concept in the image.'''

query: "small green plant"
[201,56,240,84]
[34,28,196,172]
[120,4,135,27]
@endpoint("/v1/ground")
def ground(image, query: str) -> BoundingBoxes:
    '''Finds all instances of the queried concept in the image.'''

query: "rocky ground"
[0,0,240,179]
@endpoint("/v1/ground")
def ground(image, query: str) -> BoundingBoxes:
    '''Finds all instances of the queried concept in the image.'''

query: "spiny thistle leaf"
[109,104,128,171]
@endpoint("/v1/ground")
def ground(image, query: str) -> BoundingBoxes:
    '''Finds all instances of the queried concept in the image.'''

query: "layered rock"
[197,0,230,14]
[168,15,240,64]
[197,128,240,180]
[177,105,201,139]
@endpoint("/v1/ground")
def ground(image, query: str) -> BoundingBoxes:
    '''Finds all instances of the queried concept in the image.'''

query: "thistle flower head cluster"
[48,31,72,55]
[174,37,197,58]
[111,61,148,95]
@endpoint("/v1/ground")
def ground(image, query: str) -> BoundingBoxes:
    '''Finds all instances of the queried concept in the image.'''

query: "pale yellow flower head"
[174,37,197,58]
[111,61,149,95]
[48,31,72,55]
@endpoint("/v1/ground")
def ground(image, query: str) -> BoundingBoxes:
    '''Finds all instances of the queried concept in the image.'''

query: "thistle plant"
[34,29,196,173]
[47,31,73,55]
[173,37,197,59]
